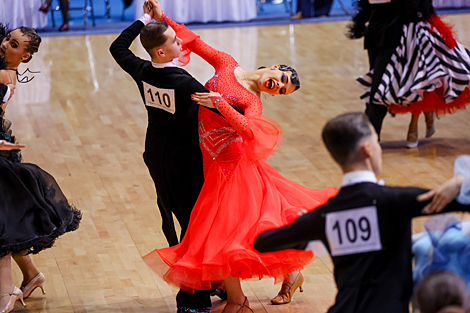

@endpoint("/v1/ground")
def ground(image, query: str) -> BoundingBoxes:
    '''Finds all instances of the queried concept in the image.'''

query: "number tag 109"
[325,206,382,257]
[143,82,176,114]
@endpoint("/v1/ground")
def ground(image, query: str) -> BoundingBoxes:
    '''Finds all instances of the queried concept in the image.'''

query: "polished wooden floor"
[7,14,470,312]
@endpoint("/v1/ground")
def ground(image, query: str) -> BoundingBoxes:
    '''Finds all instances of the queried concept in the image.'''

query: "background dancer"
[0,25,81,313]
[414,271,470,313]
[349,0,470,147]
[254,112,470,313]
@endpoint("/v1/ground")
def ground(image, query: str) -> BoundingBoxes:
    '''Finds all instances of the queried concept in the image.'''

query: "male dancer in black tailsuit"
[254,112,470,313]
[110,1,236,312]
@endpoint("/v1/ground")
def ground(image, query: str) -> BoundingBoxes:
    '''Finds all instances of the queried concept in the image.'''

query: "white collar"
[152,58,179,68]
[342,170,379,187]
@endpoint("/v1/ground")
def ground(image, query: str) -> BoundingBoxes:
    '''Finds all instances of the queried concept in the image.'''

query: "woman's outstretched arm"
[150,0,235,70]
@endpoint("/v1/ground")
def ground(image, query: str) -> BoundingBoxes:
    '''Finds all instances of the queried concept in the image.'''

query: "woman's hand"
[147,0,163,21]
[417,175,465,214]
[191,92,221,109]
[0,140,25,150]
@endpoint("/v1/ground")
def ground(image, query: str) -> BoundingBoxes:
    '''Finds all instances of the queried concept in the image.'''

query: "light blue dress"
[412,156,470,293]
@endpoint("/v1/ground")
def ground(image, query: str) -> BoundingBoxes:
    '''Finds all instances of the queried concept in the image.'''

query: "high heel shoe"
[406,131,419,148]
[39,3,50,13]
[0,286,26,313]
[424,111,436,138]
[58,24,69,32]
[271,272,304,305]
[21,272,46,299]
[226,296,253,313]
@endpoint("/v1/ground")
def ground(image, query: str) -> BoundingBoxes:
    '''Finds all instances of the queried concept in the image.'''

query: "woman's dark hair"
[415,271,469,313]
[279,64,300,91]
[321,112,372,166]
[0,24,8,70]
[140,22,169,53]
[13,26,41,63]
[258,65,300,91]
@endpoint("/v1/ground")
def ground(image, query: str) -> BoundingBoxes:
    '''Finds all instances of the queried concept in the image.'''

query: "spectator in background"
[291,0,333,19]
[39,0,69,31]
[414,271,470,313]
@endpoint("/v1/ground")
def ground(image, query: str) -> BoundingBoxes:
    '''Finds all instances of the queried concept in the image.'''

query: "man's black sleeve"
[393,186,470,219]
[0,84,7,102]
[254,208,324,253]
[109,20,147,82]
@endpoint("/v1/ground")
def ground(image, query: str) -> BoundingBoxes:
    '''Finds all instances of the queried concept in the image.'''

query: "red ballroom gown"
[143,13,338,292]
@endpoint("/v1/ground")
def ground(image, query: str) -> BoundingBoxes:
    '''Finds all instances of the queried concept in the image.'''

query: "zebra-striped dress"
[358,15,470,116]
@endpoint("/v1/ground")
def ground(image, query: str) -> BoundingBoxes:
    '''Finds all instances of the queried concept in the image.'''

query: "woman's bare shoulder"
[0,70,14,85]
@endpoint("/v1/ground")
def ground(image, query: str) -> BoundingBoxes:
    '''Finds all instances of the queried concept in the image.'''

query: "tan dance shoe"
[0,286,26,313]
[271,272,304,305]
[406,131,419,148]
[236,297,253,313]
[21,272,46,299]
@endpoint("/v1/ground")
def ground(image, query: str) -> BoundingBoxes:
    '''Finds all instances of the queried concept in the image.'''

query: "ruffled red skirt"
[143,117,337,292]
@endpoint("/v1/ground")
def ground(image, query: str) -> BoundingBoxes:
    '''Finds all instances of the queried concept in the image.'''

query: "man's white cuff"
[2,86,10,103]
[139,13,152,25]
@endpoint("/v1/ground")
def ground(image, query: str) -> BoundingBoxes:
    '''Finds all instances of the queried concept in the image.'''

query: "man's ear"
[156,48,165,57]
[361,141,372,158]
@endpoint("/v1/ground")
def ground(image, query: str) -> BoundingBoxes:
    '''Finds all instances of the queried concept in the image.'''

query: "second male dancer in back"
[110,1,215,312]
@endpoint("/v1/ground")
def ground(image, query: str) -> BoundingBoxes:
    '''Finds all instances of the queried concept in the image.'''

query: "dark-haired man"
[109,1,213,312]
[254,112,470,313]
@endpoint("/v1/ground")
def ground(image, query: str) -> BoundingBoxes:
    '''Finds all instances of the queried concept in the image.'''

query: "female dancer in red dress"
[142,2,337,312]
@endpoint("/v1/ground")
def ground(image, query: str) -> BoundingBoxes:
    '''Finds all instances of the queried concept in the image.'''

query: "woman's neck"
[241,70,261,95]
[5,60,20,70]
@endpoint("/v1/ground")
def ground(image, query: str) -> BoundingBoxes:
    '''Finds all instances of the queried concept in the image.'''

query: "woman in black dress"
[0,25,81,313]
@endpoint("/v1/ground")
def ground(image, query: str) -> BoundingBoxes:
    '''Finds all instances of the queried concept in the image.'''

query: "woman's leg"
[58,0,69,30]
[406,113,420,148]
[423,111,436,138]
[0,255,14,309]
[222,276,250,313]
[12,255,40,288]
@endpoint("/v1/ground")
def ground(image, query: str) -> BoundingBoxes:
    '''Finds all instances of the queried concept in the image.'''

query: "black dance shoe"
[176,307,211,313]
[210,288,227,300]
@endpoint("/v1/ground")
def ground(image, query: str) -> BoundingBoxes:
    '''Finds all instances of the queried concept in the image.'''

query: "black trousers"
[144,127,211,309]
[366,47,396,139]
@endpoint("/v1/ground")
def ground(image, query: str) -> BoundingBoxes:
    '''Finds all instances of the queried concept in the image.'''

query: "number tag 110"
[143,82,176,114]
[325,206,382,257]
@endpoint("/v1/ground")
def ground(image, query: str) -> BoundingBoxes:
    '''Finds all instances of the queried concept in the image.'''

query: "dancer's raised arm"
[149,0,235,70]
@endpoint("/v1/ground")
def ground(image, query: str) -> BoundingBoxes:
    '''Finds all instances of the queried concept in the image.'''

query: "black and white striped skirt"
[358,19,470,116]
